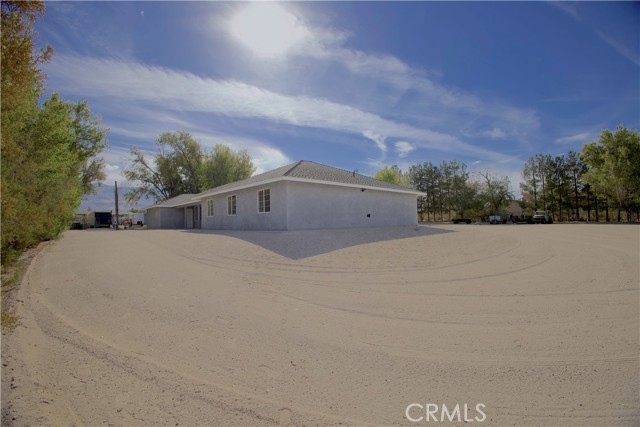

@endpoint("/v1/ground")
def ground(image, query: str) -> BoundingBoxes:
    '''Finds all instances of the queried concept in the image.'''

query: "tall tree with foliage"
[446,160,474,218]
[566,150,587,220]
[1,1,108,265]
[477,171,513,215]
[203,144,254,189]
[581,126,640,221]
[520,156,539,210]
[124,132,255,204]
[373,165,409,186]
[409,162,440,221]
[535,154,553,211]
[548,155,571,220]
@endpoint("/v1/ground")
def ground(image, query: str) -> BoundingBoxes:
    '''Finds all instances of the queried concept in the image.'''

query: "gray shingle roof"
[145,161,423,210]
[196,160,421,199]
[285,161,415,192]
[145,193,197,209]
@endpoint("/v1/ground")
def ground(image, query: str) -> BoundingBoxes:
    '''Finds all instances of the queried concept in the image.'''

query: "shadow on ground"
[182,226,454,260]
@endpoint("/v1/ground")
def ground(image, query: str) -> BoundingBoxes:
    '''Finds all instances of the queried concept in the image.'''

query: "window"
[258,189,270,213]
[207,199,214,217]
[227,195,236,215]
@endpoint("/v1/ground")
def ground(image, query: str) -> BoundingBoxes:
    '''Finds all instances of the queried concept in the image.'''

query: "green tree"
[373,165,409,186]
[409,162,440,221]
[1,1,52,116]
[203,144,254,188]
[1,2,108,265]
[548,155,570,220]
[477,171,513,216]
[124,132,255,204]
[567,150,587,220]
[581,126,640,221]
[520,156,539,210]
[446,160,476,219]
[535,154,553,211]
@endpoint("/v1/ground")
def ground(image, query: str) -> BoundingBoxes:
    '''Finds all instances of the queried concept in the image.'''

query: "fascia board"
[193,177,425,200]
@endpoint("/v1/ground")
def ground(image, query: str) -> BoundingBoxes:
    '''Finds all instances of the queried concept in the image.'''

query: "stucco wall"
[285,181,418,230]
[200,181,288,230]
[146,207,185,229]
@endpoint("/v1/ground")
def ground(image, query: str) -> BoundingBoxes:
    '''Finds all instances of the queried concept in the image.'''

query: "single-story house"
[144,160,425,231]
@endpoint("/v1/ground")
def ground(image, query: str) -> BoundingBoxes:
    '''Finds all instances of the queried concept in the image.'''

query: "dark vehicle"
[70,222,84,230]
[489,215,507,224]
[532,211,553,224]
[451,218,472,224]
[93,211,112,228]
[512,215,534,224]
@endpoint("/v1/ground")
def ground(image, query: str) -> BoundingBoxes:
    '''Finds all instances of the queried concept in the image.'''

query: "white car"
[532,211,553,224]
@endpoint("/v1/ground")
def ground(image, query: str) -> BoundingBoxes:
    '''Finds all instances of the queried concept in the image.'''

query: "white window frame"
[257,188,271,213]
[206,199,214,217]
[227,195,237,216]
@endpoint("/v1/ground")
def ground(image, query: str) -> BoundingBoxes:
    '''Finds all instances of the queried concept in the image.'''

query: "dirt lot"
[2,224,638,426]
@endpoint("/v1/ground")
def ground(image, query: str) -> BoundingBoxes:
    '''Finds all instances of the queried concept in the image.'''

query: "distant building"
[506,200,525,217]
[144,160,424,231]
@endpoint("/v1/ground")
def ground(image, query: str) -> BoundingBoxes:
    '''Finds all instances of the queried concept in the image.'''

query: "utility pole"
[115,181,119,230]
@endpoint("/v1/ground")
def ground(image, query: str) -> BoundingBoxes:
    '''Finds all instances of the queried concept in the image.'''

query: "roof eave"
[193,176,425,199]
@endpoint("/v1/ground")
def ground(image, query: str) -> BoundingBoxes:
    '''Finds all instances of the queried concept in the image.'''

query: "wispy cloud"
[549,2,639,68]
[556,132,591,144]
[597,31,640,67]
[45,55,514,164]
[549,2,581,21]
[394,141,415,158]
[485,128,507,139]
[287,20,540,141]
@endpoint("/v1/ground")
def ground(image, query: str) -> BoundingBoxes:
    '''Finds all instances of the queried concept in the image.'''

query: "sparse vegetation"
[0,243,41,331]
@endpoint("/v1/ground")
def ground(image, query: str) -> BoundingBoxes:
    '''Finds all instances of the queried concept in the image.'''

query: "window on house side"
[227,195,236,215]
[258,189,270,213]
[207,199,214,217]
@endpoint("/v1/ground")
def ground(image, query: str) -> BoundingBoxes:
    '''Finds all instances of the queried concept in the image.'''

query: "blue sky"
[36,1,639,206]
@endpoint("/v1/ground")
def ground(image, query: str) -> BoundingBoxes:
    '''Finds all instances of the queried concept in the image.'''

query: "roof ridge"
[303,159,369,179]
[283,160,305,177]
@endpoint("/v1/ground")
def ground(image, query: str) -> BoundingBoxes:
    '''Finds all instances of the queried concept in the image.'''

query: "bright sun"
[229,3,309,58]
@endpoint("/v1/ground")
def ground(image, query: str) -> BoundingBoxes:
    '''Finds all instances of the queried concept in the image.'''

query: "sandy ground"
[1,223,638,426]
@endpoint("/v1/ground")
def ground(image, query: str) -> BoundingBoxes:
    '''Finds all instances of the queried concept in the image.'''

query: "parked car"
[532,211,553,224]
[512,214,534,224]
[489,214,507,224]
[451,218,472,224]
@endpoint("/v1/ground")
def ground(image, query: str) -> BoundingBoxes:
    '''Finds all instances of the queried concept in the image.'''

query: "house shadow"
[182,225,454,260]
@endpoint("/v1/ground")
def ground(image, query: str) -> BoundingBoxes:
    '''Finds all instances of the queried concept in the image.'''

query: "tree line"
[374,162,513,222]
[1,1,108,265]
[521,126,639,222]
[374,125,639,223]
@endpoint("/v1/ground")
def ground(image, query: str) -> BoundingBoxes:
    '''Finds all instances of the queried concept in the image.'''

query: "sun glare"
[229,3,309,58]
